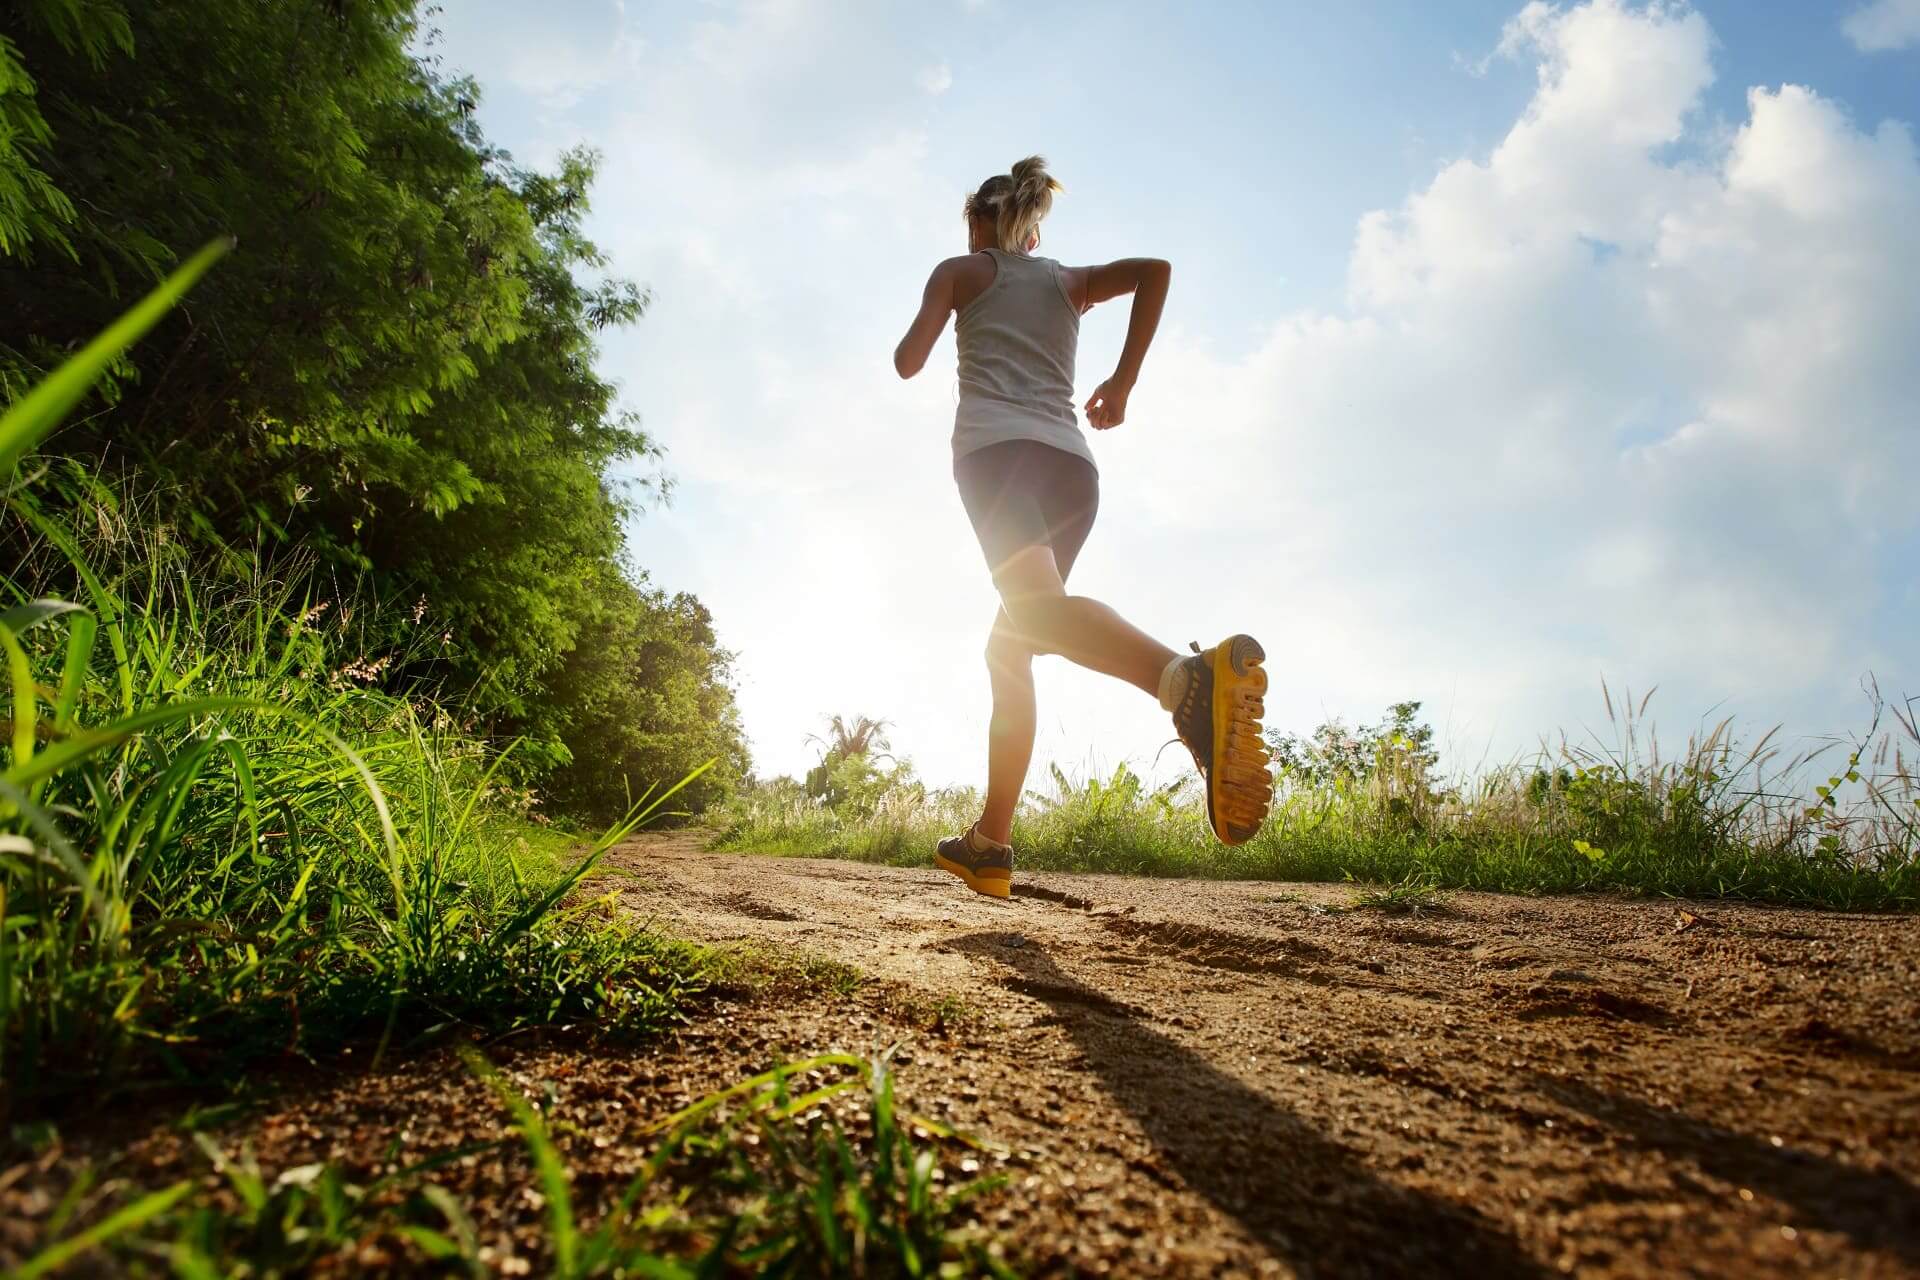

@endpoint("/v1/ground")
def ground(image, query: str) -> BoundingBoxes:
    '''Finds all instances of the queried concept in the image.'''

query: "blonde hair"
[964,155,1062,253]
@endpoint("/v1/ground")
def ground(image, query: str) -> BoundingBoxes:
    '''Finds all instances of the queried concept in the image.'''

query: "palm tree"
[804,714,893,804]
[806,714,894,766]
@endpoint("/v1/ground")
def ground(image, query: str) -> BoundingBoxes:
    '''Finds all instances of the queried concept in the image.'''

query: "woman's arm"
[893,260,959,379]
[1079,258,1171,429]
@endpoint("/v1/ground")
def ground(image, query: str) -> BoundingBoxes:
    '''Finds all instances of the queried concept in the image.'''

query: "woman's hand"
[1084,376,1132,429]
[1076,258,1168,425]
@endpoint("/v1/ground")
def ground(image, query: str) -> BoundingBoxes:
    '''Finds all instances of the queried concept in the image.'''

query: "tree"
[807,715,893,763]
[538,576,751,825]
[0,0,749,816]
[804,715,894,806]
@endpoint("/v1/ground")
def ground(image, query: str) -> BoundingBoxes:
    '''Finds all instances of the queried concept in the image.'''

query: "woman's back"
[952,248,1091,467]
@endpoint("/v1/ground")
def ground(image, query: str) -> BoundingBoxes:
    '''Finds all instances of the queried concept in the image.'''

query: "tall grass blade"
[645,1053,865,1135]
[496,759,717,943]
[0,778,113,944]
[13,503,134,713]
[0,622,38,771]
[12,1180,192,1279]
[1,696,398,861]
[2,696,257,786]
[0,238,230,479]
[462,1046,578,1274]
[53,610,96,732]
[0,600,85,634]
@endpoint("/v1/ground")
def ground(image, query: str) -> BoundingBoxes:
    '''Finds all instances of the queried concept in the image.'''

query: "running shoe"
[935,825,1013,898]
[1169,635,1272,845]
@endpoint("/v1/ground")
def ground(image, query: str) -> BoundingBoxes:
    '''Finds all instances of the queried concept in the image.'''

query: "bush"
[539,571,750,826]
[0,483,714,1103]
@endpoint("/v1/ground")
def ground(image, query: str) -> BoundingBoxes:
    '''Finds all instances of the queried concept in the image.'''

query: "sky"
[422,0,1920,789]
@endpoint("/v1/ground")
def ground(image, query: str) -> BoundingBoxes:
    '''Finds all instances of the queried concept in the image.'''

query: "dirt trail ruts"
[610,834,1920,1278]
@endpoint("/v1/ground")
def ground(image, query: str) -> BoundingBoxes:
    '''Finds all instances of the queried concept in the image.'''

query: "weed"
[1346,873,1446,914]
[17,1052,1017,1277]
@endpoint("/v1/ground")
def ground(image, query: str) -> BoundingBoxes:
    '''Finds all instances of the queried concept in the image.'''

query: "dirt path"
[19,837,1916,1276]
[607,834,1920,1278]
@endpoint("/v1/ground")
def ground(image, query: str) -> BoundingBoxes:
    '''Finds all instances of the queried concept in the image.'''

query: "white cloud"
[1843,0,1920,51]
[425,0,642,110]
[446,0,1920,786]
[917,62,954,95]
[1100,0,1919,771]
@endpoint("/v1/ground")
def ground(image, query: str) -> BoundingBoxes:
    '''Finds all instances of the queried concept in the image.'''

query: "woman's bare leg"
[972,545,1180,844]
[978,609,1036,846]
[993,545,1178,695]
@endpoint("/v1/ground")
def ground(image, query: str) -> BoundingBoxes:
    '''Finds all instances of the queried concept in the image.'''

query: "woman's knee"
[985,629,1034,682]
[992,545,1067,639]
[1000,590,1069,642]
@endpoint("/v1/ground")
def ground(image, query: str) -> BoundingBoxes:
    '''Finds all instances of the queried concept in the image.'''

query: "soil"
[11,833,1920,1277]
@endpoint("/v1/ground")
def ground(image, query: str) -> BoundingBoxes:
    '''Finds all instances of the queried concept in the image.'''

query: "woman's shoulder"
[944,250,999,274]
[944,251,1000,312]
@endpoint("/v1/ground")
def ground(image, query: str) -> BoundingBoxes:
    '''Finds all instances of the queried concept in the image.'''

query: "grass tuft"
[1346,873,1446,915]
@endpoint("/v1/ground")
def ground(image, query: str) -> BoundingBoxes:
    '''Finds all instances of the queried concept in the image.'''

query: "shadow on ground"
[948,931,1543,1278]
[1536,1074,1920,1268]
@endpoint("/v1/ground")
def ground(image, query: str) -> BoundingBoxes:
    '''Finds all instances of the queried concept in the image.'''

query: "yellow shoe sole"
[935,852,1012,898]
[1208,634,1272,846]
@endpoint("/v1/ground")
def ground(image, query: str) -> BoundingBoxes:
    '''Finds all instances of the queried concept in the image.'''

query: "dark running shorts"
[953,439,1100,581]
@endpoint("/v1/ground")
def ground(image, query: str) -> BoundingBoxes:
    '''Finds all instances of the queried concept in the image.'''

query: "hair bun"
[1009,155,1062,202]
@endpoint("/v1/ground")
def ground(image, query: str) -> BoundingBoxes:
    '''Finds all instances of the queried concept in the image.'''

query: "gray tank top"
[952,249,1094,468]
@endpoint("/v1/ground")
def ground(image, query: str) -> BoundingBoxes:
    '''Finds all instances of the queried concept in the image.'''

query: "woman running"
[892,155,1272,898]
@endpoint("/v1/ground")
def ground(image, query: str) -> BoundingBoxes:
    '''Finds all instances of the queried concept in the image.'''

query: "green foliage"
[0,237,227,476]
[1267,699,1439,790]
[804,752,915,817]
[804,714,895,804]
[1017,762,1204,871]
[628,1051,1015,1276]
[808,714,894,763]
[11,1180,190,1280]
[0,0,133,272]
[19,1053,1015,1277]
[539,572,750,826]
[1345,872,1445,914]
[0,0,747,817]
[717,767,963,867]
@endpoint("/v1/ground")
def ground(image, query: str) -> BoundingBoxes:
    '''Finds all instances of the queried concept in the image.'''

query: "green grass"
[17,1051,1016,1277]
[714,700,1920,910]
[0,486,724,1101]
